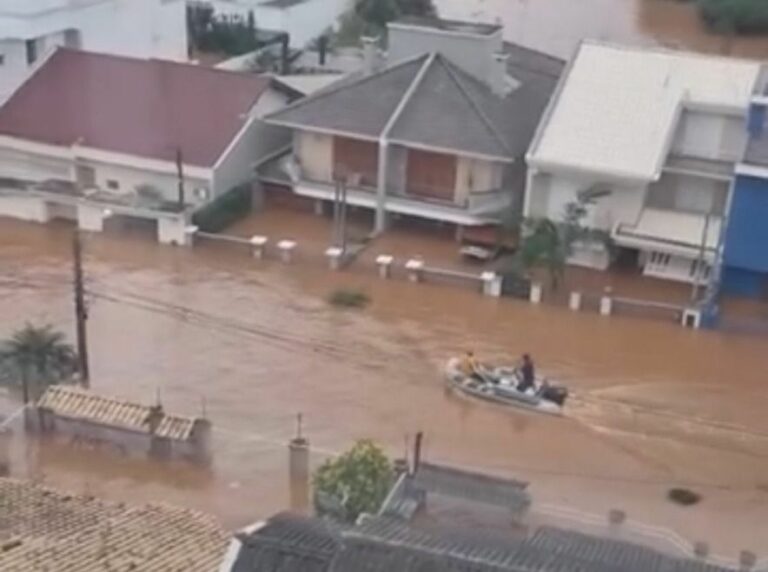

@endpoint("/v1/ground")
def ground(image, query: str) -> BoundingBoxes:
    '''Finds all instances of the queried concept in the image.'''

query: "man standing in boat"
[518,354,535,393]
[460,351,481,378]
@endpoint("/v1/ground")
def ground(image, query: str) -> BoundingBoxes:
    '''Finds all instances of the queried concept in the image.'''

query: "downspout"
[374,54,435,233]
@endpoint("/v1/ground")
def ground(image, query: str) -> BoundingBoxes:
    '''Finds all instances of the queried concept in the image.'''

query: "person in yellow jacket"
[459,351,480,378]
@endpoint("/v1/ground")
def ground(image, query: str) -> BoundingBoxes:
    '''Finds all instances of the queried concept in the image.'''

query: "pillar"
[374,141,388,234]
[250,236,268,259]
[325,247,343,270]
[289,437,310,514]
[157,215,192,246]
[77,204,107,232]
[376,255,393,279]
[277,240,297,263]
[314,200,324,216]
[405,259,424,283]
[569,291,582,311]
[481,272,502,297]
[600,288,613,317]
[529,282,542,304]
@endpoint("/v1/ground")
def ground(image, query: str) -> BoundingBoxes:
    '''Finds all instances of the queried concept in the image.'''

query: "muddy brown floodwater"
[1,215,768,559]
[436,0,768,59]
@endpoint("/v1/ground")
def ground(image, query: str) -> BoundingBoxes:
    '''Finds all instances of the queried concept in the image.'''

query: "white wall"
[528,169,645,230]
[0,146,71,181]
[295,131,333,182]
[0,0,188,104]
[0,193,51,223]
[671,110,747,162]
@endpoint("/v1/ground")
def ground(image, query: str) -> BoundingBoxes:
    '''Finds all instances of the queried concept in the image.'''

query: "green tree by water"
[334,0,438,46]
[0,324,78,403]
[313,440,394,523]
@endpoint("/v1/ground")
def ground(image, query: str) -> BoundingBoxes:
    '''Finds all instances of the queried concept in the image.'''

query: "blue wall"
[722,174,768,297]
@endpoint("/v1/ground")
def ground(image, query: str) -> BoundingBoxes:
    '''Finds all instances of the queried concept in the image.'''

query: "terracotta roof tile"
[0,478,228,571]
[37,386,199,441]
[0,49,273,167]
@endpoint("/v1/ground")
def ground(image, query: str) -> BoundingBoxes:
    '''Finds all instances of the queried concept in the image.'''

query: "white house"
[0,0,188,104]
[0,48,294,244]
[202,0,350,48]
[525,41,762,284]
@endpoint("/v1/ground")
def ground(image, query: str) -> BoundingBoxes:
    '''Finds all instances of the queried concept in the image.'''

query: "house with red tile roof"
[0,48,297,243]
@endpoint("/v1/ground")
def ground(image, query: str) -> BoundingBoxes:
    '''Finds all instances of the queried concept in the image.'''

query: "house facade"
[526,42,761,284]
[0,0,188,104]
[721,83,768,300]
[0,48,293,244]
[263,17,563,234]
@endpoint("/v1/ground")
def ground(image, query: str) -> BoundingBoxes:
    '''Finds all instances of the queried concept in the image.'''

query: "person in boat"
[459,351,481,379]
[517,354,535,393]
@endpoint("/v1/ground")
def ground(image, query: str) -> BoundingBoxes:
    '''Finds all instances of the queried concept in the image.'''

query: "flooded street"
[1,214,768,557]
[436,0,768,59]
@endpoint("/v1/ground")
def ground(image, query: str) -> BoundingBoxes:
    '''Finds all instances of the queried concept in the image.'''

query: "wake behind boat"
[445,357,568,416]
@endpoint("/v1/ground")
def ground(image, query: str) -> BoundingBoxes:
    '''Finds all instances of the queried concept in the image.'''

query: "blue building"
[722,92,768,299]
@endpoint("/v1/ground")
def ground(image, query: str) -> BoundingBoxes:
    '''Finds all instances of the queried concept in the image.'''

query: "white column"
[157,215,192,246]
[529,282,542,304]
[481,272,502,297]
[77,204,107,232]
[375,141,388,233]
[569,291,582,311]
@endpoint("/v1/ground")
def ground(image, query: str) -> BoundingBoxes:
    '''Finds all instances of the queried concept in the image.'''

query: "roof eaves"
[386,137,513,162]
[526,40,584,164]
[436,56,512,155]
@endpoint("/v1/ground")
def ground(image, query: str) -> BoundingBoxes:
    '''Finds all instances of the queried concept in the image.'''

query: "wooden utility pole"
[176,147,186,210]
[72,231,90,386]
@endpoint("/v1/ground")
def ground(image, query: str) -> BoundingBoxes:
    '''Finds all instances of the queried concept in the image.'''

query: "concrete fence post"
[600,288,613,317]
[405,259,424,283]
[376,255,393,279]
[325,247,343,271]
[682,308,702,329]
[277,240,297,264]
[250,235,268,259]
[481,272,502,297]
[185,225,199,247]
[529,282,542,304]
[569,291,582,311]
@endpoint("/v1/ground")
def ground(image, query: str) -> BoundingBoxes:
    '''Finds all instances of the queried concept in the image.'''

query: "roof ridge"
[264,53,430,127]
[436,54,512,154]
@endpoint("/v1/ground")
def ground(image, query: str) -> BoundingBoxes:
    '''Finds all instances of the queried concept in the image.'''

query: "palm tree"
[0,324,78,403]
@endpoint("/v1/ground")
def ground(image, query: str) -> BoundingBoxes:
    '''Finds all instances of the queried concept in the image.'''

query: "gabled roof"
[231,513,739,572]
[37,385,201,441]
[0,49,273,167]
[267,46,562,161]
[528,41,761,180]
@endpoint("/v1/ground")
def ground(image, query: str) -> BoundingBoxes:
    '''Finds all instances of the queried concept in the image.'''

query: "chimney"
[361,36,380,75]
[491,52,510,96]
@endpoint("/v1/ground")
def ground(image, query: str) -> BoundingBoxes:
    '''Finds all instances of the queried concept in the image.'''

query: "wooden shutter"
[406,149,457,201]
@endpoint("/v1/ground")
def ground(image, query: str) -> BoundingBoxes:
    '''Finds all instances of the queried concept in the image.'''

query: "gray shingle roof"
[232,514,740,572]
[266,44,563,160]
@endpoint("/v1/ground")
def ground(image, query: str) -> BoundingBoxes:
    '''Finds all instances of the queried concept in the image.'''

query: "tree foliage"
[313,440,393,523]
[0,324,78,402]
[335,0,438,46]
[697,0,768,34]
[187,5,261,56]
[501,188,612,290]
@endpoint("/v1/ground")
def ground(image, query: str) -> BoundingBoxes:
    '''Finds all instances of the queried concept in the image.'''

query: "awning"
[612,208,721,260]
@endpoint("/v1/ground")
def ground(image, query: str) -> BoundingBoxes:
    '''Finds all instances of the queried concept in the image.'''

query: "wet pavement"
[437,0,768,59]
[1,214,768,558]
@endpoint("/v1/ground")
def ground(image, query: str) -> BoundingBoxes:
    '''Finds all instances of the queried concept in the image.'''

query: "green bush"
[313,440,393,523]
[191,183,252,233]
[328,288,370,309]
[697,0,768,34]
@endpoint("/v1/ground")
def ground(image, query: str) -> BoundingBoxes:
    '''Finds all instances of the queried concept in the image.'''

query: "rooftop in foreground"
[0,477,228,571]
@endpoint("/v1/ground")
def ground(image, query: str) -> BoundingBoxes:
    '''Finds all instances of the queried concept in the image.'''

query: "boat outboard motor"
[541,385,568,406]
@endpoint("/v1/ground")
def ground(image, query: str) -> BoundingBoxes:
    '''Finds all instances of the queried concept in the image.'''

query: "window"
[25,39,37,65]
[106,180,120,190]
